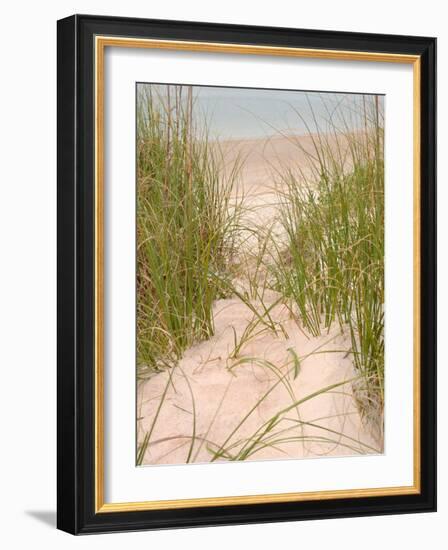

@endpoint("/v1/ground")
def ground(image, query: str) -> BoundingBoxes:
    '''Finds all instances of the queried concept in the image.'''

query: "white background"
[0,1,444,548]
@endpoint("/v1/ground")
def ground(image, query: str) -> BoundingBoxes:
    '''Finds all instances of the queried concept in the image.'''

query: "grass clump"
[272,95,384,428]
[136,84,239,377]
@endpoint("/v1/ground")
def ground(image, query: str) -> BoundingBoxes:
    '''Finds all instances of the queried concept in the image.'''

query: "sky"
[137,83,384,140]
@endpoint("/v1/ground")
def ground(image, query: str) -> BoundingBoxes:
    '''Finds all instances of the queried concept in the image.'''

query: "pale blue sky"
[137,83,384,140]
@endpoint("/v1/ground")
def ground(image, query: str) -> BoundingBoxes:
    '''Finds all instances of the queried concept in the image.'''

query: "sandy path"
[137,135,381,465]
[217,135,311,257]
[138,296,380,464]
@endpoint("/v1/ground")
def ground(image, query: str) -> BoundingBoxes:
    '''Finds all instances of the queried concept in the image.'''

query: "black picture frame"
[57,14,436,534]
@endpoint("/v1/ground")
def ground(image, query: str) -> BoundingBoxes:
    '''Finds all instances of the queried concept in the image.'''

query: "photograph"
[136,83,385,466]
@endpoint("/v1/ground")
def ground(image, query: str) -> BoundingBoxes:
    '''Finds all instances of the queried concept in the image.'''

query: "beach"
[137,133,382,466]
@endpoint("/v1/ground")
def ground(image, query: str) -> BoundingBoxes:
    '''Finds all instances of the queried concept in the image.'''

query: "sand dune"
[137,134,382,466]
[138,295,380,465]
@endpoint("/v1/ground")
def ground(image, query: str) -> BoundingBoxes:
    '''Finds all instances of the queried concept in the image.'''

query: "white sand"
[137,134,382,465]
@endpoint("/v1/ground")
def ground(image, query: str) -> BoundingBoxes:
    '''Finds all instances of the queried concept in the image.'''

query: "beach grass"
[271,95,384,426]
[136,84,240,377]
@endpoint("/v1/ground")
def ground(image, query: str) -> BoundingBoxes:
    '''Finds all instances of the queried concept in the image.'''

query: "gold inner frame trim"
[94,35,421,513]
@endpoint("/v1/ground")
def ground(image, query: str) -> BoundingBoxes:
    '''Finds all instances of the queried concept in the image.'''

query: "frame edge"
[57,14,79,535]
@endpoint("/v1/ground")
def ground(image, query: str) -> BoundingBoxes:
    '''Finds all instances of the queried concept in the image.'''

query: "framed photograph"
[57,14,436,534]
